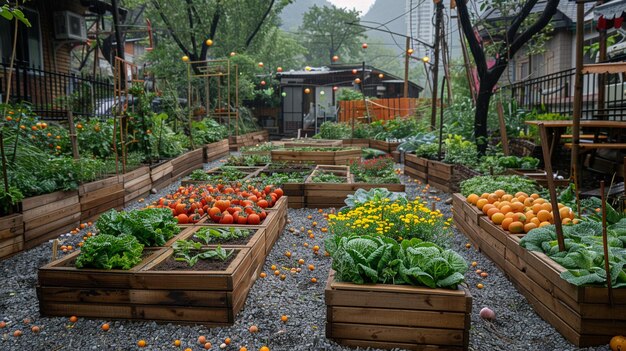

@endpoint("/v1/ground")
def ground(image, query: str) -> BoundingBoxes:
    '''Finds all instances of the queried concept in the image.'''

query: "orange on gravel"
[491,212,505,225]
[13,330,22,337]
[311,277,317,283]
[101,323,110,331]
[249,325,259,333]
[174,340,182,346]
[0,321,6,328]
[31,326,40,333]
[281,315,288,322]
[137,340,147,347]
[260,272,267,278]
[523,223,537,233]
[69,316,78,323]
[198,336,207,344]
[501,218,514,231]
[204,343,212,349]
[240,348,248,351]
[260,347,270,351]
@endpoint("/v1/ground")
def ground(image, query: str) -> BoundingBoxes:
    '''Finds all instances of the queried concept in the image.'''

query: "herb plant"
[311,173,345,183]
[172,240,234,267]
[193,227,251,244]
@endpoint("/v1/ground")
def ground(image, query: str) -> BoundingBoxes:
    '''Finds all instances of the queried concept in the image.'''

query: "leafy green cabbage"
[325,235,467,289]
[96,208,180,246]
[75,234,144,270]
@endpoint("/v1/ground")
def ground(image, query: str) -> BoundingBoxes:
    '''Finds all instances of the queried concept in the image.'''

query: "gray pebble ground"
[0,157,614,351]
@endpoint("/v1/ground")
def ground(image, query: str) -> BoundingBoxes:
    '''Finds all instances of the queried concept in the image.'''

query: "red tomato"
[177,214,189,224]
[220,213,234,224]
[237,213,248,224]
[274,188,284,198]
[247,214,261,225]
[257,199,269,209]
[209,207,222,221]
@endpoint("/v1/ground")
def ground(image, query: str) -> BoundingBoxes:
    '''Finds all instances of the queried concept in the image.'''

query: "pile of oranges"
[466,190,577,234]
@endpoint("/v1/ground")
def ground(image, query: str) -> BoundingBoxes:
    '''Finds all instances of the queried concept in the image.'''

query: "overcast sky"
[327,0,375,14]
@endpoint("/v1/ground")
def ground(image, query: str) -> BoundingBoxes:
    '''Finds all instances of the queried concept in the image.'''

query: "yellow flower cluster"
[328,198,451,242]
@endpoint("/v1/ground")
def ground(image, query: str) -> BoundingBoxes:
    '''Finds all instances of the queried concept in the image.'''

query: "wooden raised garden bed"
[123,166,152,205]
[427,160,480,193]
[325,270,472,351]
[150,159,174,191]
[0,213,24,260]
[341,138,370,148]
[369,140,400,153]
[282,139,343,148]
[271,148,361,165]
[180,166,265,186]
[78,176,125,223]
[403,154,428,183]
[203,139,230,163]
[229,130,269,151]
[22,190,81,250]
[171,148,204,180]
[452,193,626,347]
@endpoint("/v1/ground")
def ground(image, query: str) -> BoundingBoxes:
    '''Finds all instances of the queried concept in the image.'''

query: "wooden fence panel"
[338,98,418,123]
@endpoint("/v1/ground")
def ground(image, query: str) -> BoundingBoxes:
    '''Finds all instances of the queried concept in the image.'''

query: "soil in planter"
[155,254,235,271]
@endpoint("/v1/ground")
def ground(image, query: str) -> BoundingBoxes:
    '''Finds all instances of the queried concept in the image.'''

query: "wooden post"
[571,1,584,188]
[404,37,410,98]
[67,110,80,159]
[430,2,443,129]
[539,123,565,252]
[496,100,509,156]
[600,180,614,306]
[51,239,59,262]
[597,0,607,120]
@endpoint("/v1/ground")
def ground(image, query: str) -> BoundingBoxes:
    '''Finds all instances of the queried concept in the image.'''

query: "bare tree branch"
[185,0,198,56]
[245,0,275,48]
[200,0,221,61]
[509,0,559,56]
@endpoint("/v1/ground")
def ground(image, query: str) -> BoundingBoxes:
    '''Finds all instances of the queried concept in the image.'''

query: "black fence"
[501,67,626,121]
[1,60,115,120]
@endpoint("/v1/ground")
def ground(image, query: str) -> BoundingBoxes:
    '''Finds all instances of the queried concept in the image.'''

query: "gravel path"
[0,160,614,351]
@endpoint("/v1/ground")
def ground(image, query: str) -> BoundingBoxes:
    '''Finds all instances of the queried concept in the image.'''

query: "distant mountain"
[361,0,407,54]
[279,0,333,31]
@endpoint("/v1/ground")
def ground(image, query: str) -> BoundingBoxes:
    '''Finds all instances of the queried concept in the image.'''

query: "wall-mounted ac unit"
[53,11,87,41]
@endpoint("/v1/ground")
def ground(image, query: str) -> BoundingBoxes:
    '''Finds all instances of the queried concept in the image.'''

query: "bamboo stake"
[496,100,510,156]
[600,181,613,306]
[538,123,565,251]
[51,239,59,261]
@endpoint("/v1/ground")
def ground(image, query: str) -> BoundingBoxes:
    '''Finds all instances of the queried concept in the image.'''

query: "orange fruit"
[249,325,259,333]
[492,201,501,208]
[530,193,540,199]
[562,218,572,225]
[515,192,529,198]
[174,340,182,346]
[137,340,147,347]
[260,347,270,351]
[539,221,552,228]
[491,213,505,225]
[531,203,542,214]
[101,323,110,331]
[482,204,496,215]
[487,207,500,218]
[523,223,537,233]
[69,316,78,323]
[511,213,526,223]
[501,194,513,202]
[500,205,512,214]
[198,336,207,344]
[533,198,546,205]
[281,315,288,322]
[540,203,552,212]
[476,199,489,210]
[480,193,490,199]
[572,218,581,224]
[501,218,514,231]
[467,194,479,204]
[509,221,524,234]
[487,194,499,204]
[537,210,551,222]
[530,217,541,226]
[494,189,506,198]
[511,202,525,212]
[559,207,574,220]
[523,197,534,207]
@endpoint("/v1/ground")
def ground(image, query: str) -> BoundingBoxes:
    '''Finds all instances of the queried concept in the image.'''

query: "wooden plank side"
[328,322,465,346]
[78,176,122,195]
[22,194,79,220]
[330,307,466,329]
[22,190,78,211]
[326,337,463,351]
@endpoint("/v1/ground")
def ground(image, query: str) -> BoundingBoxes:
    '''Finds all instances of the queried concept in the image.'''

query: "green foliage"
[443,135,479,166]
[336,88,364,102]
[172,240,234,267]
[193,227,251,245]
[343,188,407,209]
[397,133,437,153]
[246,171,310,187]
[475,155,540,174]
[96,208,180,247]
[75,234,144,270]
[316,122,352,139]
[0,4,31,26]
[189,166,246,182]
[520,222,626,288]
[350,156,399,184]
[311,173,345,183]
[224,154,270,166]
[191,118,228,144]
[460,175,539,197]
[76,118,115,159]
[241,142,278,152]
[0,185,23,215]
[299,5,366,66]
[521,112,569,140]
[325,235,467,288]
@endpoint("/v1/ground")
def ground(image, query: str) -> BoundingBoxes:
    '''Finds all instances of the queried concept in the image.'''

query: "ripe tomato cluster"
[151,183,284,225]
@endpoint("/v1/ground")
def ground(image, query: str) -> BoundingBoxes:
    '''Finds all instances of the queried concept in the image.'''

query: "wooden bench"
[564,143,626,149]
[560,134,607,140]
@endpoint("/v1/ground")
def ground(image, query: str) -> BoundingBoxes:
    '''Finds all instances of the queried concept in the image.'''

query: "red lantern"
[332,55,339,62]
[352,69,358,75]
[277,67,283,72]
[260,80,266,86]
[333,86,338,91]
[362,43,368,49]
[354,78,361,84]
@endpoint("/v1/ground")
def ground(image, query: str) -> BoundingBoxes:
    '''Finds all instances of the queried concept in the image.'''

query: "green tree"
[456,0,558,153]
[299,5,366,66]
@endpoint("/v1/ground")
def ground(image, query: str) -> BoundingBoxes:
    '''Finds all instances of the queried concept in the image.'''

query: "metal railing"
[501,67,626,121]
[1,60,115,120]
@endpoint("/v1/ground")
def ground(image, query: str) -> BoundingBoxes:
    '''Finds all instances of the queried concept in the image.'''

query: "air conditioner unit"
[53,11,86,41]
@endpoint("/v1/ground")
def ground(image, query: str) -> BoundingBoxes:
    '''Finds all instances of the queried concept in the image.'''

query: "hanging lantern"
[354,78,361,84]
[333,86,338,91]
[422,56,430,63]
[352,69,358,75]
[182,55,190,62]
[407,48,414,55]
[260,80,266,86]
[205,39,214,46]
[378,73,384,79]
[258,62,264,68]
[277,67,283,72]
[304,88,311,94]
[320,90,325,95]
[362,43,368,49]
[230,52,236,56]
[281,92,287,97]
[332,55,339,62]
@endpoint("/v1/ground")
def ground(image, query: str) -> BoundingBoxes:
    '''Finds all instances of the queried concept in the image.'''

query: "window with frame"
[0,7,43,68]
